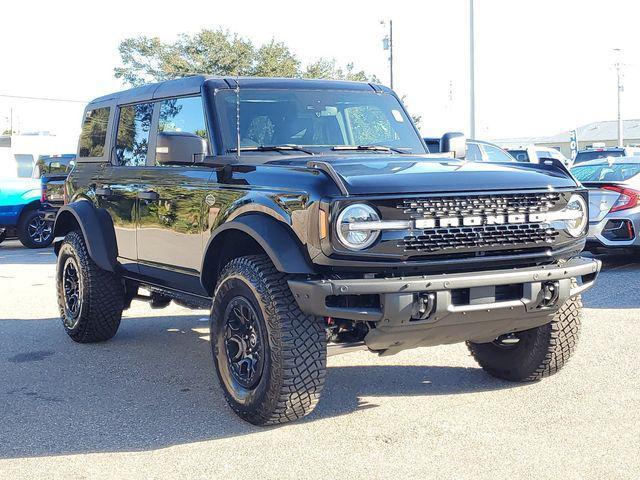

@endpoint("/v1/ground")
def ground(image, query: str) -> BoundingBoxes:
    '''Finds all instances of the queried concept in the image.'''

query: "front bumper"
[289,256,601,354]
[587,215,640,248]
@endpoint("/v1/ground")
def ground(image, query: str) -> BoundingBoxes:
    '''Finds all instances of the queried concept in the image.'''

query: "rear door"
[94,102,155,272]
[135,96,213,292]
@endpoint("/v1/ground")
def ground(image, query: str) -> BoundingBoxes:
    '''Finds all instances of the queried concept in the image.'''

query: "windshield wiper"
[331,145,411,154]
[227,144,315,155]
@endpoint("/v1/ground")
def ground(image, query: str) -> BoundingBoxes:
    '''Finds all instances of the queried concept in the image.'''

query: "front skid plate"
[288,257,601,354]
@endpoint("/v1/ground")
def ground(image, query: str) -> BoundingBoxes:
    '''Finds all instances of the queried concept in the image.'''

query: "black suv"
[53,76,600,425]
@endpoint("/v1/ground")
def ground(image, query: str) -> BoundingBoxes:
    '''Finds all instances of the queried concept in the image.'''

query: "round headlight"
[336,204,380,250]
[565,194,588,237]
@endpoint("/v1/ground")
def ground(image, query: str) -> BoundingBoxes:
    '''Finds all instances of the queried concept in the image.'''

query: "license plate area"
[451,284,524,306]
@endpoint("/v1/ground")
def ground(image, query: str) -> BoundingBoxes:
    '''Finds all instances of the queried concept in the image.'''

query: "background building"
[495,119,640,157]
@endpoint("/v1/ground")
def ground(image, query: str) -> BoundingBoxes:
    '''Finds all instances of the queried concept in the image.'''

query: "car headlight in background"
[336,204,381,250]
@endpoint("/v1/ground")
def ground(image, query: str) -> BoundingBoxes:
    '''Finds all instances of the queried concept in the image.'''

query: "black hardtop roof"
[88,75,390,107]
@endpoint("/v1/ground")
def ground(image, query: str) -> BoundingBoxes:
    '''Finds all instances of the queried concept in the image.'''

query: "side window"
[156,96,208,163]
[79,107,110,158]
[484,144,514,162]
[466,143,483,161]
[115,103,153,166]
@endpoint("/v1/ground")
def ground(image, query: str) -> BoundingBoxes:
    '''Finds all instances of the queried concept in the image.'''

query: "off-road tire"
[466,293,583,381]
[17,209,53,249]
[210,254,327,426]
[56,230,124,343]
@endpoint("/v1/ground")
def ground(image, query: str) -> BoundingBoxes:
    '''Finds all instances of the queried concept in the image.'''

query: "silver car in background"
[571,157,640,251]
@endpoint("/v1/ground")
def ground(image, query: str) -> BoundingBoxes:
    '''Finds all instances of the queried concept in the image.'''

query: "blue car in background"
[0,176,53,248]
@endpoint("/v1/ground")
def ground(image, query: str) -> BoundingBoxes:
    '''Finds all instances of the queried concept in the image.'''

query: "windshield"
[574,150,624,164]
[214,89,426,154]
[571,162,640,182]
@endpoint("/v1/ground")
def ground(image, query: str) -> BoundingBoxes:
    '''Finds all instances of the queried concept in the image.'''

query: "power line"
[0,94,88,104]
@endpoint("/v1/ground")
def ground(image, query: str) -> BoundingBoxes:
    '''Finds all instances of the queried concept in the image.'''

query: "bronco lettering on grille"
[415,213,546,229]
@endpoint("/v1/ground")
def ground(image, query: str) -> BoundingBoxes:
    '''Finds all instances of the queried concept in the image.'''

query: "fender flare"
[53,201,118,272]
[201,213,315,292]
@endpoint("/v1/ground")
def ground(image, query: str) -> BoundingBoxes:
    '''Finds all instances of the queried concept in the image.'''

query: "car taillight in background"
[41,183,48,203]
[601,185,640,213]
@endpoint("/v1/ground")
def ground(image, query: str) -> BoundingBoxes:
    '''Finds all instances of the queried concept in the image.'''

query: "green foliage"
[114,28,378,87]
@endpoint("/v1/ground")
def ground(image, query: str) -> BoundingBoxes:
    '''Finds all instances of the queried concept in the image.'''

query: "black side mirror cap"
[440,132,467,159]
[156,132,207,165]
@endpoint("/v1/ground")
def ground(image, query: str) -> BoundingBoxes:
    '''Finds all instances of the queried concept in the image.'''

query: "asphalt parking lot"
[0,240,638,479]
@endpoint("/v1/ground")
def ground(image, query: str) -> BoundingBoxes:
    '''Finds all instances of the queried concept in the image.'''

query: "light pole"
[469,0,476,139]
[613,48,624,147]
[381,20,394,89]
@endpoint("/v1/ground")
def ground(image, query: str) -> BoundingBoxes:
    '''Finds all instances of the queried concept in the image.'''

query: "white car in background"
[571,157,640,252]
[505,145,570,165]
[423,138,516,162]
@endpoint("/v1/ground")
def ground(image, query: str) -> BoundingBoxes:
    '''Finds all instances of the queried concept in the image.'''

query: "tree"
[113,29,423,127]
[114,28,378,87]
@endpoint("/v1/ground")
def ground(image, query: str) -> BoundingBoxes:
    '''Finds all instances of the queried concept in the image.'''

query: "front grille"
[398,192,561,218]
[395,192,564,254]
[402,223,559,253]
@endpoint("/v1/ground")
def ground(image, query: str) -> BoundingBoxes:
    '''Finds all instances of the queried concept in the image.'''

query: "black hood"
[272,155,578,195]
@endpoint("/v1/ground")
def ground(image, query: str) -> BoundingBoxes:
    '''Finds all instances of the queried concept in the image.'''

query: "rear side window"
[79,107,110,158]
[116,103,154,166]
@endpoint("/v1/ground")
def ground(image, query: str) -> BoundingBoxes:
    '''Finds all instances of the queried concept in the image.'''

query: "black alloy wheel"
[62,257,82,328]
[223,296,266,390]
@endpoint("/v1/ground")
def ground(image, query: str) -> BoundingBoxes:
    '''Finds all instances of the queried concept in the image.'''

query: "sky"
[1,0,640,149]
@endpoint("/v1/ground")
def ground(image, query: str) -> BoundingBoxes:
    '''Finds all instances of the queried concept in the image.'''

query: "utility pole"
[614,48,624,147]
[381,20,394,89]
[469,0,476,139]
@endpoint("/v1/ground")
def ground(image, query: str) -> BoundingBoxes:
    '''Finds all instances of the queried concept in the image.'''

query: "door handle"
[138,190,159,201]
[95,187,112,197]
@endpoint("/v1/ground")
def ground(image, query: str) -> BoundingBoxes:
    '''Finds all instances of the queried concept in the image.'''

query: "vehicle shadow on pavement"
[0,314,514,459]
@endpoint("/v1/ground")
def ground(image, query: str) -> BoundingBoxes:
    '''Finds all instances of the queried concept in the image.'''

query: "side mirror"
[156,132,207,165]
[440,132,466,159]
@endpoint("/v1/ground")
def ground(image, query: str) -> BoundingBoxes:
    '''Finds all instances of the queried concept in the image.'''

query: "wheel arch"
[53,201,118,272]
[201,213,314,296]
[16,200,40,220]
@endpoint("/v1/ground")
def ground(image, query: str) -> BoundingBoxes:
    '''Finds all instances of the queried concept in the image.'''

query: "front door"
[135,96,213,293]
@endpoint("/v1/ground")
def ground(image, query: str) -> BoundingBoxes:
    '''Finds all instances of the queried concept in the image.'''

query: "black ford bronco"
[53,76,601,425]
